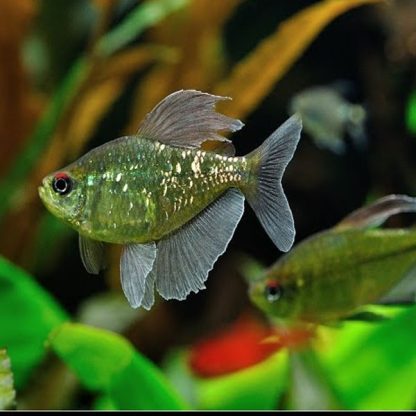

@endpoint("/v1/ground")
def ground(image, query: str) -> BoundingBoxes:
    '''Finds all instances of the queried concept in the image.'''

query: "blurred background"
[1,0,416,410]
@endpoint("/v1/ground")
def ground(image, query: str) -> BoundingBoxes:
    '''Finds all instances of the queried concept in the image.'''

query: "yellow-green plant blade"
[97,0,189,57]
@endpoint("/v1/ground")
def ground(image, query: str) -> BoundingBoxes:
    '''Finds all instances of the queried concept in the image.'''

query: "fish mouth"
[38,185,44,198]
[38,178,48,201]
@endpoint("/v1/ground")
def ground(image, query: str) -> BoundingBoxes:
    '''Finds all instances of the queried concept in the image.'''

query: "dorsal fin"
[335,194,416,231]
[136,89,244,149]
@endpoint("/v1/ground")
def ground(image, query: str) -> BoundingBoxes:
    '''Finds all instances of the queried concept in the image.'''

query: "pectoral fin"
[79,235,106,274]
[152,188,245,301]
[120,242,157,308]
[335,194,416,231]
[136,90,243,148]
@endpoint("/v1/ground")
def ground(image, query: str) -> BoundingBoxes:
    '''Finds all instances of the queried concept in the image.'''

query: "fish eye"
[52,173,73,195]
[264,280,283,302]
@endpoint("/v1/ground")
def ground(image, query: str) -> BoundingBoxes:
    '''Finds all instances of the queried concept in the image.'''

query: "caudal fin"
[243,114,302,252]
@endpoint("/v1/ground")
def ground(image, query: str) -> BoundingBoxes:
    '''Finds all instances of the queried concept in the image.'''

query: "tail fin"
[243,114,302,252]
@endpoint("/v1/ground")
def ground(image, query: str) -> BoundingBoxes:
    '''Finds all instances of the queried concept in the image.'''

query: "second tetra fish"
[38,90,302,310]
[248,194,416,324]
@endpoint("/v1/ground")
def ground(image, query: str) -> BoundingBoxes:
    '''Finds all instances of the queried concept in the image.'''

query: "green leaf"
[49,323,187,410]
[196,350,288,410]
[0,256,68,388]
[318,305,416,410]
[0,349,16,410]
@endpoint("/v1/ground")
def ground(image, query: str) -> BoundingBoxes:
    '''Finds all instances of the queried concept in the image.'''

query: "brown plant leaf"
[214,0,384,120]
[0,0,42,177]
[166,0,241,89]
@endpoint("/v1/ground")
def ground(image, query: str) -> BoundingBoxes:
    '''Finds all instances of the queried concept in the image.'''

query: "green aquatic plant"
[0,256,67,388]
[49,323,187,410]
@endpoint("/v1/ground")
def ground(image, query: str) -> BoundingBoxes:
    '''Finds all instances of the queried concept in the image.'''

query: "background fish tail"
[242,114,302,252]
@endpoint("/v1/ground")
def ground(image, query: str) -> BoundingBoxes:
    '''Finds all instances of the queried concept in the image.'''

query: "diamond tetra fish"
[38,90,302,309]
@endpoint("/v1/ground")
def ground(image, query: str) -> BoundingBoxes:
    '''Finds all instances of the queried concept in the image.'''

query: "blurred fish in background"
[289,84,367,155]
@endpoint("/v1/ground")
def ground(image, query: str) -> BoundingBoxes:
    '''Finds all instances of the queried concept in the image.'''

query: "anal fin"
[152,188,245,301]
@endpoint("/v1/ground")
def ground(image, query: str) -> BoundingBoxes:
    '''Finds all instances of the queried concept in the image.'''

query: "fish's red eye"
[265,280,283,302]
[52,173,72,195]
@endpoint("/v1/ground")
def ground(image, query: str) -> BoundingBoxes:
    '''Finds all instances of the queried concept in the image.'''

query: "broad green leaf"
[49,323,187,410]
[196,350,288,410]
[0,256,68,388]
[215,0,382,120]
[318,305,416,410]
[0,349,16,410]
